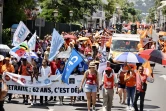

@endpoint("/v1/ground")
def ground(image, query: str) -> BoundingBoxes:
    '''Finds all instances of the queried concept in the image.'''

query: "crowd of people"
[0,27,155,111]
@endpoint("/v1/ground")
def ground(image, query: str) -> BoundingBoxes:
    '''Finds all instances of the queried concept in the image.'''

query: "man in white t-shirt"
[39,59,52,105]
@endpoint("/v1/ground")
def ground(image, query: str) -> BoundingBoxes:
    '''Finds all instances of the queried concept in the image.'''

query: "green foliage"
[146,7,155,23]
[3,0,36,28]
[115,0,140,22]
[2,28,11,46]
[162,6,166,15]
[103,0,116,19]
[39,0,102,23]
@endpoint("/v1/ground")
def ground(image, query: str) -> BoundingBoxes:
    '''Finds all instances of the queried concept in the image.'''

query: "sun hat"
[89,62,96,68]
[105,67,112,71]
[5,57,10,61]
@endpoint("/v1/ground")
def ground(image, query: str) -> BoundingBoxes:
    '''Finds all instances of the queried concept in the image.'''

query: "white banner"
[3,72,85,96]
[13,21,30,46]
[28,32,36,50]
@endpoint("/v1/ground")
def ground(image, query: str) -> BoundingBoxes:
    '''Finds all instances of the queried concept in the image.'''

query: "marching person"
[100,67,118,111]
[117,65,127,104]
[124,68,136,111]
[79,62,99,111]
[39,59,52,105]
[1,57,15,103]
[128,65,154,111]
[55,61,65,105]
[18,58,31,105]
[0,78,8,111]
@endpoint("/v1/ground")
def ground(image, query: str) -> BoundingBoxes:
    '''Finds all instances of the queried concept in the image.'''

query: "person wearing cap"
[1,57,15,103]
[79,62,99,111]
[55,61,65,105]
[100,67,118,111]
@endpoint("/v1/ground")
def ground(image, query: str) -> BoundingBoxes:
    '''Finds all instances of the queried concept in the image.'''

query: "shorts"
[84,84,97,92]
[118,83,126,89]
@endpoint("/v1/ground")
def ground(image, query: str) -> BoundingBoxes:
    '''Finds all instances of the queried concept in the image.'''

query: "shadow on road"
[28,105,49,109]
[73,103,102,107]
[138,104,160,109]
[74,108,100,111]
[138,99,151,101]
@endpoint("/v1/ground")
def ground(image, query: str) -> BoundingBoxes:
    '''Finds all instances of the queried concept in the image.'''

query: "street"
[4,31,166,111]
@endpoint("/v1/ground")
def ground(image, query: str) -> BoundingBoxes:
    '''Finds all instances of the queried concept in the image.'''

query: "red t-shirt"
[136,73,147,92]
[50,61,61,75]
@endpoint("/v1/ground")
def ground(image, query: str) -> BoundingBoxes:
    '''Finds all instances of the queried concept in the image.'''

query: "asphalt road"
[4,31,166,111]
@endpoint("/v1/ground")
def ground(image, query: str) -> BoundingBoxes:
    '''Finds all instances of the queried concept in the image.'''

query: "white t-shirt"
[40,66,51,77]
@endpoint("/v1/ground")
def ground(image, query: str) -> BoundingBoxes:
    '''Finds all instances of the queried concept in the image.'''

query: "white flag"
[12,21,30,46]
[28,32,36,50]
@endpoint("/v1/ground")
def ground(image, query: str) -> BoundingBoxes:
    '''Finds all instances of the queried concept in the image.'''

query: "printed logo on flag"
[18,26,26,39]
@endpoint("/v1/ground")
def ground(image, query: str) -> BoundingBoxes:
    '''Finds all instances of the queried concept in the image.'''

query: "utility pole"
[0,0,3,44]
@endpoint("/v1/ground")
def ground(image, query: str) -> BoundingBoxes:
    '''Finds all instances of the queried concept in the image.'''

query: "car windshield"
[111,40,139,52]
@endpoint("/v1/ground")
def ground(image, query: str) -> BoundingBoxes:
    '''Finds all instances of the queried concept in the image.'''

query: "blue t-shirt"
[55,68,64,75]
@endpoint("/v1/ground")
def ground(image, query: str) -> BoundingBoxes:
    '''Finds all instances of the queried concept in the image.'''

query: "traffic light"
[116,23,122,33]
[131,24,137,34]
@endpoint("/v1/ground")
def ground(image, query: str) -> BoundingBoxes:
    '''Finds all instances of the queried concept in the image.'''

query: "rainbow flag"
[10,41,29,60]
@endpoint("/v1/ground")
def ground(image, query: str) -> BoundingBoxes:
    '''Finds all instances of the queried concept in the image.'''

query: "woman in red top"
[84,44,92,56]
[129,65,154,111]
[80,62,99,111]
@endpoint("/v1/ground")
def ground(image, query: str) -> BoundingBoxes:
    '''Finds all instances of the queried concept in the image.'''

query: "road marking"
[160,75,166,81]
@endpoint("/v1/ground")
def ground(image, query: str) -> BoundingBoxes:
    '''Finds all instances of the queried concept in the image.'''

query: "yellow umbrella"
[78,37,89,41]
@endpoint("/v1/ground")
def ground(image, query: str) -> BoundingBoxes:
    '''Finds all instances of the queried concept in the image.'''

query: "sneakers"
[126,106,135,111]
[126,106,130,110]
[31,102,33,106]
[56,101,63,105]
[130,107,135,111]
[92,106,96,111]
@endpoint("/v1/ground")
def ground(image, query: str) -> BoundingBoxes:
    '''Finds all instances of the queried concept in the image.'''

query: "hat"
[87,52,92,55]
[89,62,96,68]
[105,67,112,71]
[37,51,42,54]
[0,55,4,61]
[5,57,10,60]
[60,61,65,65]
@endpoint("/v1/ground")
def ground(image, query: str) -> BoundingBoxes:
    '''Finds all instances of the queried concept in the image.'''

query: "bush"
[2,28,12,46]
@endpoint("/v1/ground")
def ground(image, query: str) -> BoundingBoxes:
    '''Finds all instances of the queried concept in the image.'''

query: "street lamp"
[53,9,58,29]
[69,11,73,32]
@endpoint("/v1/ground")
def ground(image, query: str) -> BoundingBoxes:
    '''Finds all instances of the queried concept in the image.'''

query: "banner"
[4,72,85,96]
[28,32,36,50]
[13,21,30,46]
[48,29,64,61]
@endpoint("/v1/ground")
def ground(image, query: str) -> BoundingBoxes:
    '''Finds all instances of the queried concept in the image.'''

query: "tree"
[39,0,102,23]
[3,0,37,28]
[146,7,155,23]
[103,0,116,20]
